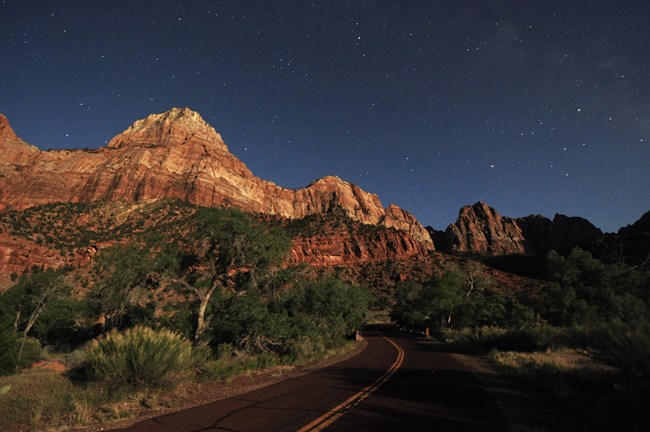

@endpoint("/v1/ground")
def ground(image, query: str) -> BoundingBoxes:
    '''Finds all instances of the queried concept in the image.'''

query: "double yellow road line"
[297,336,405,432]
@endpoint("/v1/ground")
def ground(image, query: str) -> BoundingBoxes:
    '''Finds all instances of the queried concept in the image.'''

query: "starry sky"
[1,0,648,233]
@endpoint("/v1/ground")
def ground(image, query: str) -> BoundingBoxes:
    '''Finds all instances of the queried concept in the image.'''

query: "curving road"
[112,325,509,431]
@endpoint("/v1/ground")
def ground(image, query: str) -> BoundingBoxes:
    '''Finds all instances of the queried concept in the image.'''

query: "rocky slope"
[284,213,430,267]
[433,201,603,256]
[0,200,429,290]
[0,108,433,249]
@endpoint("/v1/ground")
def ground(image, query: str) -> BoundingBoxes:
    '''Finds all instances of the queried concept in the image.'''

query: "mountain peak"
[0,113,18,141]
[106,107,227,151]
[309,175,348,187]
[0,113,39,161]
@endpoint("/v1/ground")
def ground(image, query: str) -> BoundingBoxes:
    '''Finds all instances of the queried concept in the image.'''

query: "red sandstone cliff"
[445,201,531,255]
[0,108,433,249]
[439,201,603,256]
[289,226,429,267]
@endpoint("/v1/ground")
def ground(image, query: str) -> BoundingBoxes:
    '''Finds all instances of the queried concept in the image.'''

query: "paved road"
[113,326,509,431]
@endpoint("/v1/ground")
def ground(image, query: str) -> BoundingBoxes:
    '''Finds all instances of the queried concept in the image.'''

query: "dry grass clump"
[490,347,611,374]
[85,326,198,388]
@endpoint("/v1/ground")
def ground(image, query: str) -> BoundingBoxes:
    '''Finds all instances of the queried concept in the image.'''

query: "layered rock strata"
[0,108,433,249]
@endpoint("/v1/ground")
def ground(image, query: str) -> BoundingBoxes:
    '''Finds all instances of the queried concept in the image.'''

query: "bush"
[448,325,561,352]
[0,334,42,375]
[592,321,650,378]
[85,326,196,388]
[285,335,328,363]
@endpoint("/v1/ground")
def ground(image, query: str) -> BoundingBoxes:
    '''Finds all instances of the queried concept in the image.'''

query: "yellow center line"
[296,336,405,432]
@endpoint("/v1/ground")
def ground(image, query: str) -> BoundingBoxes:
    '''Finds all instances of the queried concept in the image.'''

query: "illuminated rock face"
[289,225,430,267]
[441,201,603,256]
[0,108,434,250]
[445,201,530,255]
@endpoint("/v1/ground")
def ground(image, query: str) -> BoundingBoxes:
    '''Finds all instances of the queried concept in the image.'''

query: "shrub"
[197,353,280,382]
[0,334,42,375]
[592,321,650,378]
[285,334,328,363]
[448,325,561,352]
[85,326,195,388]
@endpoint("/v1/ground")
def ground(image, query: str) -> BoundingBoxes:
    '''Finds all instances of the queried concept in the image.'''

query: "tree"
[540,247,650,325]
[3,269,65,370]
[89,245,164,329]
[424,272,465,328]
[391,273,465,330]
[286,278,370,338]
[170,207,290,344]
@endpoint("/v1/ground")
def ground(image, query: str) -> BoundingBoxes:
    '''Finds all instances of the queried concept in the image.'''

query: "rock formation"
[0,114,40,164]
[0,233,100,276]
[437,201,603,256]
[289,223,429,267]
[517,213,603,252]
[0,108,433,249]
[443,202,531,255]
[618,210,650,236]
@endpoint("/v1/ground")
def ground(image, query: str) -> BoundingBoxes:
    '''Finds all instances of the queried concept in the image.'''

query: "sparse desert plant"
[69,396,94,426]
[447,325,562,352]
[285,334,328,363]
[592,321,650,378]
[85,326,195,388]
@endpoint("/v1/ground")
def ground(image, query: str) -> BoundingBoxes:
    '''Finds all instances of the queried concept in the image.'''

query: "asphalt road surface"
[112,326,509,432]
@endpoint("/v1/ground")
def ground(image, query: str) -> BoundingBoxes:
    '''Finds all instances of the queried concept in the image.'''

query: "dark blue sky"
[1,0,648,232]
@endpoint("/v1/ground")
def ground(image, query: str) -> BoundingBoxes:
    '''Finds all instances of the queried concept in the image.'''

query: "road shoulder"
[75,340,368,432]
[415,338,570,432]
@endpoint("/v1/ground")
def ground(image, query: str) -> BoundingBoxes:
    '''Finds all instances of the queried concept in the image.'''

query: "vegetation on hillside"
[0,199,648,429]
[392,248,649,331]
[0,203,370,430]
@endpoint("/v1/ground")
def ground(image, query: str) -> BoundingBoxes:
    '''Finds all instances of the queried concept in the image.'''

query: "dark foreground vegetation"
[0,204,369,430]
[392,247,650,431]
[1,200,648,430]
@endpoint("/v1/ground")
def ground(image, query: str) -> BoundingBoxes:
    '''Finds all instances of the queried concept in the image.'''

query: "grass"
[0,370,70,429]
[487,346,642,430]
[490,347,605,374]
[198,353,280,382]
[198,336,359,382]
[489,347,614,401]
[0,369,108,430]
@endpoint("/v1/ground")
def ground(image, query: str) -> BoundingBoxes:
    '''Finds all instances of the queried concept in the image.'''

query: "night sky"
[1,1,648,233]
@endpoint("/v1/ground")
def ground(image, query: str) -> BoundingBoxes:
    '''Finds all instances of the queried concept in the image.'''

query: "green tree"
[540,247,650,325]
[391,273,465,330]
[209,278,369,355]
[285,278,370,339]
[170,207,291,344]
[391,280,426,328]
[89,245,164,329]
[34,297,93,349]
[1,269,65,370]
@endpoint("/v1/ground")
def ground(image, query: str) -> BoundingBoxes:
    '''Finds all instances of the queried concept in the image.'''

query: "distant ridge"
[428,201,603,256]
